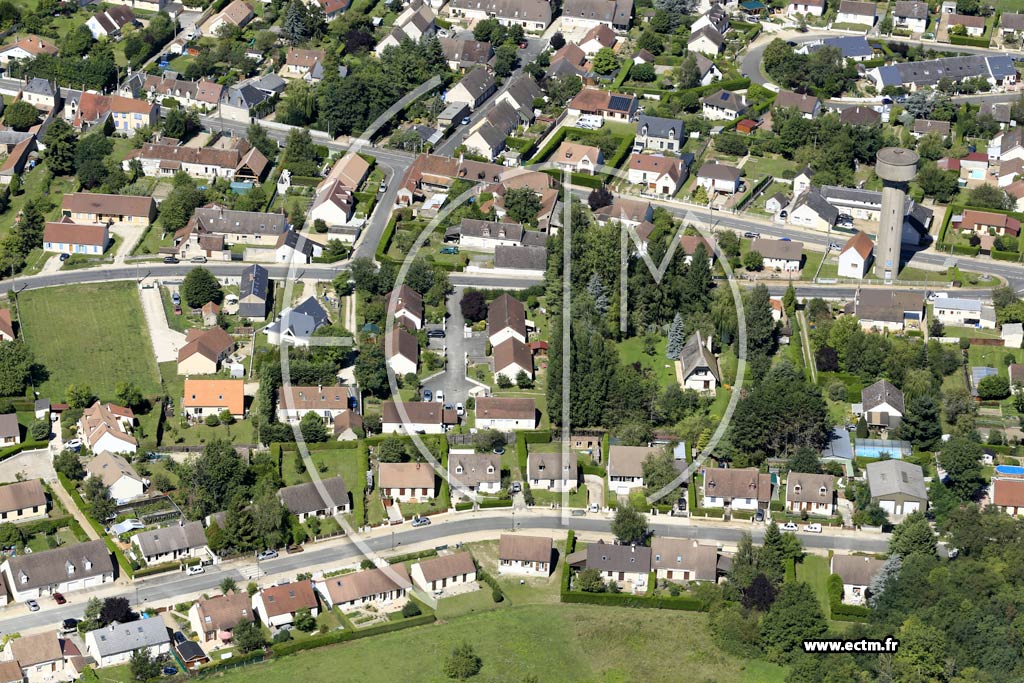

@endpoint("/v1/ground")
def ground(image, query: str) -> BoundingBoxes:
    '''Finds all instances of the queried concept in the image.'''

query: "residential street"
[423,287,487,405]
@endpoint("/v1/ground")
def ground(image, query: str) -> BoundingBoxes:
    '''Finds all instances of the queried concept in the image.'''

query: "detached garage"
[866,460,928,518]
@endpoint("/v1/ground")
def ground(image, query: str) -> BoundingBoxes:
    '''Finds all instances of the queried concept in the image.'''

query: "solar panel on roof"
[608,95,632,111]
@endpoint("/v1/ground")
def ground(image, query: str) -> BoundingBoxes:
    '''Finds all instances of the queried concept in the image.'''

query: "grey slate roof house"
[860,379,905,429]
[494,245,547,273]
[678,331,720,394]
[238,264,269,320]
[1,539,114,601]
[866,460,927,517]
[635,114,685,152]
[263,297,330,346]
[278,476,350,520]
[85,618,170,667]
[131,521,208,564]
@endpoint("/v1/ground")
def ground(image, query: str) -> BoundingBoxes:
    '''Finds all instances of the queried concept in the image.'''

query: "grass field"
[617,336,678,388]
[796,554,832,615]
[17,283,161,400]
[968,345,1023,371]
[208,603,787,683]
[281,446,365,525]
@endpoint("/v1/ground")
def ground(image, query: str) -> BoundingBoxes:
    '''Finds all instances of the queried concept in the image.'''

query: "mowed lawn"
[210,604,787,683]
[17,283,161,400]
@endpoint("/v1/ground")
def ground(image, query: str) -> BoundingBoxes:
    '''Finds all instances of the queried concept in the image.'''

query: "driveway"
[139,284,187,363]
[422,288,487,406]
[111,224,146,263]
[584,474,605,510]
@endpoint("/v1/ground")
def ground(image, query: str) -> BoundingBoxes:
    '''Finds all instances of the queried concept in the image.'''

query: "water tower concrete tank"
[873,147,919,281]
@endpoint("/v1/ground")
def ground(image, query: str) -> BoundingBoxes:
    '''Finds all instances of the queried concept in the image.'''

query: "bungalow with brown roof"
[0,309,14,341]
[474,397,535,431]
[773,89,822,119]
[487,293,527,346]
[651,538,719,583]
[411,551,477,592]
[2,631,68,683]
[0,479,47,523]
[379,462,435,503]
[493,337,533,385]
[527,450,579,491]
[702,467,772,511]
[315,565,411,611]
[61,193,156,226]
[386,284,423,330]
[381,400,456,435]
[830,555,885,605]
[385,327,419,377]
[278,476,350,521]
[696,161,742,193]
[177,327,234,375]
[0,137,35,185]
[567,88,638,121]
[498,534,552,577]
[838,230,874,279]
[958,209,1021,237]
[608,445,658,495]
[627,154,687,196]
[568,542,651,593]
[284,48,326,78]
[0,35,58,65]
[252,580,319,628]
[991,476,1024,515]
[580,24,617,56]
[41,217,108,256]
[333,411,363,441]
[188,592,254,644]
[276,384,351,424]
[209,0,254,34]
[448,450,500,493]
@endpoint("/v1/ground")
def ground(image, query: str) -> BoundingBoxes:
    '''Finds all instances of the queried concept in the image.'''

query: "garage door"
[879,500,896,514]
[904,502,920,514]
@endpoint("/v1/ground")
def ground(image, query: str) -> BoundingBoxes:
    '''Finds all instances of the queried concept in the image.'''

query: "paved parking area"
[422,289,487,406]
[139,284,187,363]
[0,449,55,484]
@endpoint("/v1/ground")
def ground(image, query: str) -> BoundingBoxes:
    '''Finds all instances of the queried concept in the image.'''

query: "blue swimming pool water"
[996,465,1024,476]
[969,168,986,180]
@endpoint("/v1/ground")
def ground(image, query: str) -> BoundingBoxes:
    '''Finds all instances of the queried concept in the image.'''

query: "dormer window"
[487,465,495,474]
[819,486,827,496]
[66,560,75,575]
[793,484,801,494]
[18,570,27,584]
[456,465,464,474]
[85,559,92,570]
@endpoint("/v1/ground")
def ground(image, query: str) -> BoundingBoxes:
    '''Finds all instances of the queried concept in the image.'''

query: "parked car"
[461,116,471,125]
[755,509,765,522]
[510,482,521,494]
[65,438,82,451]
[59,253,71,262]
[440,246,459,255]
[411,516,431,527]
[190,256,207,264]
[435,390,444,403]
[171,291,180,305]
[186,565,204,576]
[257,549,278,561]
[172,631,187,645]
[781,522,799,532]
[779,237,791,242]
[455,402,464,416]
[804,523,822,533]
[518,40,528,49]
[829,242,842,251]
[743,231,760,239]
[379,180,387,193]
[53,592,66,605]
[588,503,600,513]
[27,599,40,611]
[426,329,446,338]
[163,256,179,264]
[173,305,182,316]
[423,389,433,402]
[61,618,78,633]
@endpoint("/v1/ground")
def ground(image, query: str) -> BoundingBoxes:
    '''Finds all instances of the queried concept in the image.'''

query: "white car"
[781,522,799,532]
[64,439,82,450]
[804,523,822,533]
[455,402,464,416]
[435,390,444,403]
[186,565,204,576]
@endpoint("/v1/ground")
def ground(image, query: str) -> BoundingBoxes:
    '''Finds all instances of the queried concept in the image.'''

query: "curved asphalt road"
[0,513,893,634]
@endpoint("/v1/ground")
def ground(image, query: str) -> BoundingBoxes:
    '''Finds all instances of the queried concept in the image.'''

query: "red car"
[173,305,182,316]
[53,592,66,605]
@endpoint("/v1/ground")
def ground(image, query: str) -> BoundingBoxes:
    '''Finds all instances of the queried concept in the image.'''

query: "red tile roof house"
[411,551,477,592]
[567,88,638,121]
[42,217,108,256]
[957,209,1021,237]
[379,462,435,503]
[0,137,35,185]
[315,565,412,612]
[991,476,1024,516]
[188,592,254,644]
[252,580,319,628]
[627,154,687,196]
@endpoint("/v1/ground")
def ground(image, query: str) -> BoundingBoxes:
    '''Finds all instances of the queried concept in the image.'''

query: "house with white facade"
[84,619,170,668]
[702,467,772,512]
[276,385,352,425]
[448,451,501,494]
[252,580,319,628]
[569,543,650,593]
[498,535,552,577]
[131,521,208,565]
[933,297,996,329]
[700,90,747,121]
[411,551,477,592]
[627,154,686,196]
[381,401,456,435]
[553,141,603,175]
[785,473,836,516]
[838,230,873,279]
[0,480,48,523]
[677,331,720,395]
[385,327,419,377]
[78,401,136,455]
[893,1,928,33]
[488,293,527,346]
[830,555,885,605]
[474,397,536,431]
[651,538,720,583]
[634,114,685,152]
[695,161,742,194]
[86,451,145,504]
[528,451,579,491]
[751,238,803,271]
[379,462,435,503]
[1,539,114,603]
[608,445,657,495]
[315,565,412,611]
[387,285,424,330]
[278,477,350,522]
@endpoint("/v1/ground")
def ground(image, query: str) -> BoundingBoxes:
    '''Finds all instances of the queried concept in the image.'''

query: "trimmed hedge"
[16,516,74,536]
[827,571,870,621]
[134,561,184,578]
[951,244,981,256]
[455,501,473,511]
[194,650,265,676]
[271,613,437,656]
[57,473,134,578]
[580,464,606,477]
[388,548,438,564]
[516,432,528,472]
[478,498,513,509]
[375,214,398,262]
[949,34,991,47]
[0,440,48,462]
[476,565,505,602]
[785,558,796,584]
[612,58,634,89]
[992,248,1021,262]
[561,590,704,610]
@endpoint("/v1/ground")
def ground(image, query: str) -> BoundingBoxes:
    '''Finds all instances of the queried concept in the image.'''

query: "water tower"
[873,147,919,281]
